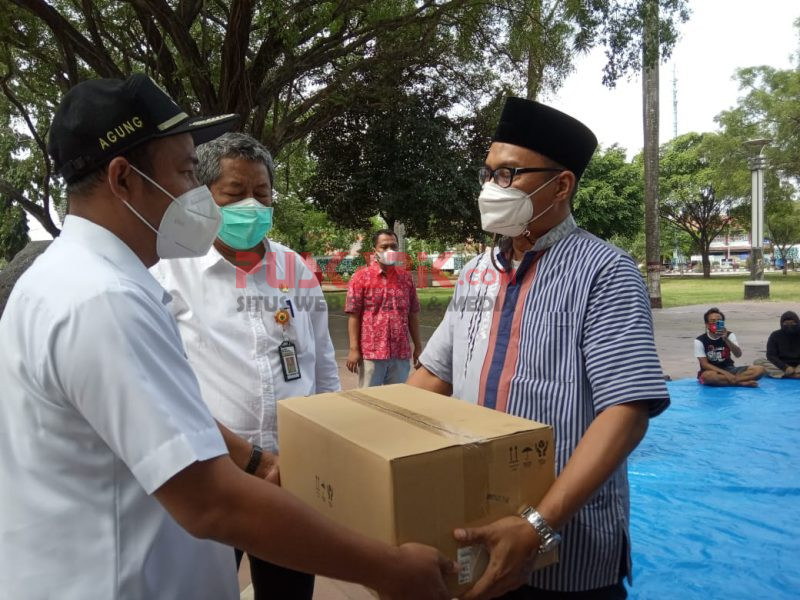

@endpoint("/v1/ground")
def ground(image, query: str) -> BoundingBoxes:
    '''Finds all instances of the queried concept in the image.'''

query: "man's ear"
[555,170,576,203]
[107,157,134,201]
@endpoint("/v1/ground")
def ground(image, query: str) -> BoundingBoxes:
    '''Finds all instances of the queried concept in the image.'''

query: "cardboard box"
[278,384,556,595]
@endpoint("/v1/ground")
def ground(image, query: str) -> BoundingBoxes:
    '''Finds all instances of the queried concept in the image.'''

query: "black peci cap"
[48,74,239,183]
[492,97,597,180]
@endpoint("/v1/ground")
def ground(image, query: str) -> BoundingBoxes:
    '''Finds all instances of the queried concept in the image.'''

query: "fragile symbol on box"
[535,439,549,464]
[315,475,334,507]
[508,445,519,465]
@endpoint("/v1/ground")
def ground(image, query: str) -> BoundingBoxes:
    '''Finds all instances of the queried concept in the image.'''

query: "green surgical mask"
[217,198,273,250]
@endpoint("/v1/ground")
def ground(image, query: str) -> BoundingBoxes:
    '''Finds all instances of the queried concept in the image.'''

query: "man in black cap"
[410,97,670,599]
[754,311,800,378]
[0,74,453,599]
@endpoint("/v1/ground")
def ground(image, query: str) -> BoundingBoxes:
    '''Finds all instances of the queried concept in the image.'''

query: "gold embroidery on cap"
[190,114,235,127]
[98,116,145,150]
[157,112,189,131]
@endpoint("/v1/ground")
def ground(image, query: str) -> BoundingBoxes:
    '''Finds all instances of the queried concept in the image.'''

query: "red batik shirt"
[345,261,420,360]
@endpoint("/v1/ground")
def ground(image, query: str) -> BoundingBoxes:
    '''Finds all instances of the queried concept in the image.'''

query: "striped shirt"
[420,215,669,592]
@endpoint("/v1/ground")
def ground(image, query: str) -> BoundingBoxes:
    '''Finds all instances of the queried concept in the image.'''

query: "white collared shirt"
[151,240,340,452]
[0,216,237,599]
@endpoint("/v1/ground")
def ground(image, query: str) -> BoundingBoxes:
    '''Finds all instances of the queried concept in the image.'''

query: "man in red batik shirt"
[345,229,422,387]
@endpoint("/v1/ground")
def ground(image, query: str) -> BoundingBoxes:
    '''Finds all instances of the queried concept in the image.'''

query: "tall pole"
[744,139,770,299]
[642,0,662,308]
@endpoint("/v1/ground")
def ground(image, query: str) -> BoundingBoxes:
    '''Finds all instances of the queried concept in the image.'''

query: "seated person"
[694,307,766,387]
[754,310,800,378]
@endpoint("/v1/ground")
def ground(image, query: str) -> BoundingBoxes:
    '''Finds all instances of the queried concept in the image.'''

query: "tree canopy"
[573,144,643,240]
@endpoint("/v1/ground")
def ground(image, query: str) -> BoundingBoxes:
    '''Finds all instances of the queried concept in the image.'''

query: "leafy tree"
[766,198,800,275]
[307,84,484,245]
[0,198,28,263]
[659,132,738,278]
[479,0,689,100]
[270,192,359,257]
[717,22,800,185]
[573,144,643,240]
[0,0,482,235]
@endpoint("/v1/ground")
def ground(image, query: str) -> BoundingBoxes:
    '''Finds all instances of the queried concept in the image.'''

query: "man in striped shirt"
[409,97,670,599]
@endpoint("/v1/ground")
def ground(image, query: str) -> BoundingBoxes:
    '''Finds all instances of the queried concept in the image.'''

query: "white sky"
[27,0,800,241]
[549,0,799,156]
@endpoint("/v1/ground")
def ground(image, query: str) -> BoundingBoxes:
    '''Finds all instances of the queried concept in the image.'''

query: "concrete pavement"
[240,298,798,599]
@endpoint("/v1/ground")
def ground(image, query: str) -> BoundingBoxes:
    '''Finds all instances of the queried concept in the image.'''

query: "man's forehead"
[486,142,547,165]
[218,157,270,178]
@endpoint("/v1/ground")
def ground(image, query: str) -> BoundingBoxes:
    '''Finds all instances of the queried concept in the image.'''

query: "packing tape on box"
[342,389,491,524]
[341,390,485,444]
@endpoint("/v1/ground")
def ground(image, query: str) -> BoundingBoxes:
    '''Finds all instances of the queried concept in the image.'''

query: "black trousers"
[497,579,627,600]
[235,548,315,600]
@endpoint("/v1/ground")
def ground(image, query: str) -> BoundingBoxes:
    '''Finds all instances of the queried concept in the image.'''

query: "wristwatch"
[244,444,263,475]
[520,506,562,554]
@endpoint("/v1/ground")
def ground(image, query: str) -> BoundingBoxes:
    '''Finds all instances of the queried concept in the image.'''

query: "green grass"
[660,272,800,308]
[324,272,799,326]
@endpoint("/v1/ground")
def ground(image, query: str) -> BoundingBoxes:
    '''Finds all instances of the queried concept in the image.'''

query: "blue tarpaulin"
[626,377,800,598]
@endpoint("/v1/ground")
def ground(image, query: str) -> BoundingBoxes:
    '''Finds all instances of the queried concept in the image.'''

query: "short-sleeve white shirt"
[0,216,237,599]
[150,240,340,452]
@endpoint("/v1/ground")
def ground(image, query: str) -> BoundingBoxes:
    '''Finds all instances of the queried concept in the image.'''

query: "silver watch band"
[520,506,562,554]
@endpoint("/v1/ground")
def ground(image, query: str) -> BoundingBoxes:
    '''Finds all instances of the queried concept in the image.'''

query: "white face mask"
[123,165,221,259]
[377,250,402,266]
[478,174,560,237]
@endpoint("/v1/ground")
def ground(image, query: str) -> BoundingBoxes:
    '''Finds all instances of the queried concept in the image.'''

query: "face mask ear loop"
[110,165,161,235]
[489,233,509,274]
[128,164,176,201]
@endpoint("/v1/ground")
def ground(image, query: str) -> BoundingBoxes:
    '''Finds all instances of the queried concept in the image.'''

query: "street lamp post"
[743,139,770,300]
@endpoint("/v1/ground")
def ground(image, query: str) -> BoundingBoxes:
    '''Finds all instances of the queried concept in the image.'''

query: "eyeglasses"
[478,166,563,188]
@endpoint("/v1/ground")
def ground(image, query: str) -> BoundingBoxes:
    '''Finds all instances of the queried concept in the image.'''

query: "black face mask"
[782,324,799,335]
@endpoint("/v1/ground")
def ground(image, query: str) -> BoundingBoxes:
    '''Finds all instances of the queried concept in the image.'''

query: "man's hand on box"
[378,543,456,600]
[454,515,539,600]
[255,451,280,485]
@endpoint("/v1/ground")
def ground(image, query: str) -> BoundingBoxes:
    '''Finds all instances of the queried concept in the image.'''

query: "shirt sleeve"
[727,332,739,347]
[46,286,227,495]
[694,339,707,358]
[419,289,458,385]
[344,269,363,314]
[582,254,670,417]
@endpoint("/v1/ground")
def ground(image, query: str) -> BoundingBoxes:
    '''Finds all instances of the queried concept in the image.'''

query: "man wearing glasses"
[410,97,670,600]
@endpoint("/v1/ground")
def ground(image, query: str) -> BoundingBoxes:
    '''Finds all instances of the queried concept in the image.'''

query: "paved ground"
[239,298,798,599]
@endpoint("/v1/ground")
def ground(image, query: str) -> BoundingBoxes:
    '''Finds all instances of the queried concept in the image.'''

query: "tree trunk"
[642,0,662,308]
[525,1,543,101]
[701,248,711,278]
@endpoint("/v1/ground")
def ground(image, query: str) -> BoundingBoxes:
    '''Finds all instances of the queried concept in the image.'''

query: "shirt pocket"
[364,286,385,313]
[524,310,578,383]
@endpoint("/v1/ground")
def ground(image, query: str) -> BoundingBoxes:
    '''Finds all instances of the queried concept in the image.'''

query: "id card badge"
[278,340,301,381]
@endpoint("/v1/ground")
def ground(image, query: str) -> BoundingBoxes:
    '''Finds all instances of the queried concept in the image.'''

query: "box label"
[457,544,487,585]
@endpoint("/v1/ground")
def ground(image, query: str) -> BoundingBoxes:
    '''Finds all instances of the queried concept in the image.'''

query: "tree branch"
[128,0,217,110]
[0,179,60,237]
[13,0,123,78]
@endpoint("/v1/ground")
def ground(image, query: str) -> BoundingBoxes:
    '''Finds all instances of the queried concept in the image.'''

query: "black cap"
[48,74,239,183]
[492,97,597,180]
